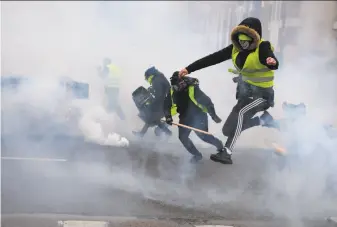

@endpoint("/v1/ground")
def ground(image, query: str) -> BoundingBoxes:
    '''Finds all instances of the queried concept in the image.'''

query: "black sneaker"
[190,154,203,164]
[210,147,233,164]
[260,111,274,128]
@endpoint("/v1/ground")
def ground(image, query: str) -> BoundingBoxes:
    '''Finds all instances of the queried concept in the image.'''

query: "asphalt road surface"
[2,135,337,226]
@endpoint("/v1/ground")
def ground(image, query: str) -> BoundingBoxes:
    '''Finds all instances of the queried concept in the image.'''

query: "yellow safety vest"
[146,75,154,85]
[169,86,207,116]
[228,39,275,88]
[106,64,121,88]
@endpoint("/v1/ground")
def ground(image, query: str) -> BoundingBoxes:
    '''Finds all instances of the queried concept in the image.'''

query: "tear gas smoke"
[2,1,337,223]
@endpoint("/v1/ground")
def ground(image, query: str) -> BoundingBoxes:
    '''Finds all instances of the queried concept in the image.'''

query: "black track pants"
[179,113,223,156]
[222,97,269,150]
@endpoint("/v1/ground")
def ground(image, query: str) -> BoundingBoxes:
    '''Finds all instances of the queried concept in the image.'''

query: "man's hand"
[178,68,189,78]
[266,57,276,66]
[232,76,239,83]
[165,116,173,125]
[211,115,222,123]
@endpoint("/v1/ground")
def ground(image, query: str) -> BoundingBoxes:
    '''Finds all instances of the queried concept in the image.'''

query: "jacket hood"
[231,17,262,51]
[170,71,199,87]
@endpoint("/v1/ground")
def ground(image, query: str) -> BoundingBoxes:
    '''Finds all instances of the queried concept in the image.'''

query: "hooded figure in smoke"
[97,57,126,120]
[132,66,172,137]
[178,17,279,164]
[164,71,224,163]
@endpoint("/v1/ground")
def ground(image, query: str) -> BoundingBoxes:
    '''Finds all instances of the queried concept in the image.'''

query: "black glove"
[232,76,240,83]
[165,115,173,125]
[211,115,222,123]
[208,107,222,123]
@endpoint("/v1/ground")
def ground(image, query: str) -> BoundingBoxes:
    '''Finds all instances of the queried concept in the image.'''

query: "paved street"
[1,136,336,227]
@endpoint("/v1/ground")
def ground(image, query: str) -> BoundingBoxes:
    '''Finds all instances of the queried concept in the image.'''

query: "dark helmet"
[144,66,158,80]
[170,71,189,92]
[170,71,180,86]
[170,71,199,85]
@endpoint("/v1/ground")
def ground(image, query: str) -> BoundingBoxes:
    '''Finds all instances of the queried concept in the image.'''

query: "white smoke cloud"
[2,1,337,223]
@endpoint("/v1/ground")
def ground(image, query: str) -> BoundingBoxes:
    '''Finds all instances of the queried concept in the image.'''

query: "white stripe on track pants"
[222,97,268,150]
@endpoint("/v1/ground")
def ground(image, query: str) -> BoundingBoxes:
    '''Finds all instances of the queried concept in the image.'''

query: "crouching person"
[132,66,172,137]
[164,71,225,163]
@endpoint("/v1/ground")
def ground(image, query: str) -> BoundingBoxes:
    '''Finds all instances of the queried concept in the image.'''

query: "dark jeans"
[179,112,223,157]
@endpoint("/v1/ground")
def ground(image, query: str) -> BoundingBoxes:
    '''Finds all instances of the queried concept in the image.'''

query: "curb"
[57,220,235,227]
[58,220,109,227]
[193,225,234,227]
[57,219,190,227]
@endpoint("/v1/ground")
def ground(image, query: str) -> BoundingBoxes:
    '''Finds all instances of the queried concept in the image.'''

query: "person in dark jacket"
[164,71,224,163]
[132,67,172,137]
[178,17,279,164]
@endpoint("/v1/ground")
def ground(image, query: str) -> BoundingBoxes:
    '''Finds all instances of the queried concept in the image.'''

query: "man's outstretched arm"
[182,44,234,76]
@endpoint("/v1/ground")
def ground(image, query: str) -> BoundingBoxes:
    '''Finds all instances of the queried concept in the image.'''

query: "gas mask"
[239,40,250,50]
[238,34,252,50]
[170,72,188,92]
[172,79,188,92]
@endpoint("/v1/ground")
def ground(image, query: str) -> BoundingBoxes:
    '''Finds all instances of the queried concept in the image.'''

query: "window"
[284,2,301,19]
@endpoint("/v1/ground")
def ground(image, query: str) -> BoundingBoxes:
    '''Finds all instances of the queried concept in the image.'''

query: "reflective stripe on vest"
[229,39,275,88]
[169,86,207,116]
[188,86,207,113]
[170,89,178,116]
[228,68,274,82]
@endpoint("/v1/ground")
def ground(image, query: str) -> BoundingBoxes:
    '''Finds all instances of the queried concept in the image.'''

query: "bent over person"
[132,66,172,137]
[164,72,224,164]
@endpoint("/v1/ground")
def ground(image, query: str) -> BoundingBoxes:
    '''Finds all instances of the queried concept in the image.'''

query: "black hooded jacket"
[163,76,217,119]
[144,67,171,114]
[186,17,279,74]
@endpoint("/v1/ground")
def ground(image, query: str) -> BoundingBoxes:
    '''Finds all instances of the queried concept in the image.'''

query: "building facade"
[187,1,337,67]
